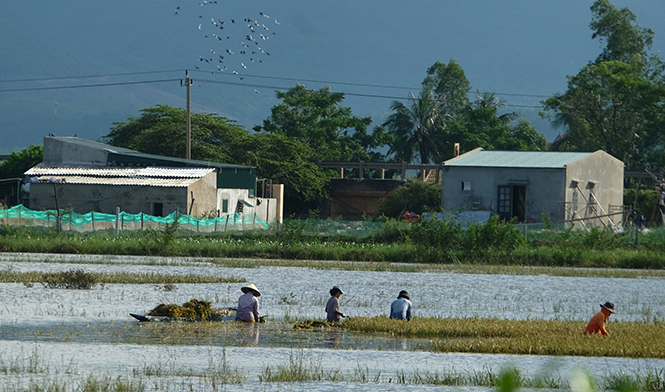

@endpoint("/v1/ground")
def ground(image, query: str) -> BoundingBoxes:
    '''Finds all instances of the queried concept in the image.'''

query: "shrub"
[41,269,98,289]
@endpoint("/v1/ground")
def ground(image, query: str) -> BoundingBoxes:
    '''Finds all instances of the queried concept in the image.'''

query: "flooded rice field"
[1,252,664,390]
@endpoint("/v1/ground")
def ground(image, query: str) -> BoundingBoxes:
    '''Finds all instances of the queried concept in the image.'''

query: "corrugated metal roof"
[25,164,214,178]
[30,176,201,187]
[443,149,593,168]
[48,136,252,169]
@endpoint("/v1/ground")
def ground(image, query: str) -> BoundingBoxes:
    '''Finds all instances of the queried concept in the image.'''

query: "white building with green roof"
[441,148,624,226]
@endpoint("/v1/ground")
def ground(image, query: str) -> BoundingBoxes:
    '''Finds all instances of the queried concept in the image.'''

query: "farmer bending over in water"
[390,290,412,321]
[325,285,346,322]
[584,301,615,335]
[236,284,261,322]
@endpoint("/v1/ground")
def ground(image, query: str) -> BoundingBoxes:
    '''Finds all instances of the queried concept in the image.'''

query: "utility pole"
[183,70,193,160]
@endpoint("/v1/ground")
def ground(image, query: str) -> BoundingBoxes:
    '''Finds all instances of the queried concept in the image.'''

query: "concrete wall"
[216,186,283,224]
[564,150,624,226]
[441,167,568,223]
[29,183,188,215]
[43,137,108,166]
[186,171,218,217]
[441,151,625,225]
[28,172,218,217]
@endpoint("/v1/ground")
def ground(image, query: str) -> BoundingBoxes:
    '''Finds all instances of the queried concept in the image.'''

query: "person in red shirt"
[584,301,616,335]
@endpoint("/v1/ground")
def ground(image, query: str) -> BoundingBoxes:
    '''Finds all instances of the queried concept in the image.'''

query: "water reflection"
[235,323,260,346]
[324,330,342,349]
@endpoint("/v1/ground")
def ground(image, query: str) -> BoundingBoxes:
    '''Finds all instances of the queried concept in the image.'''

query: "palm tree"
[473,89,521,124]
[383,88,452,164]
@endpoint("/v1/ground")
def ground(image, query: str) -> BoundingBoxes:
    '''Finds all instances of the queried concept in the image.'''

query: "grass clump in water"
[343,316,665,358]
[147,299,216,320]
[41,268,98,289]
[1,270,245,285]
[292,320,340,330]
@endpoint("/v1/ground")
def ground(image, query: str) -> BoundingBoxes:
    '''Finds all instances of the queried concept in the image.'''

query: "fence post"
[115,207,120,237]
[141,212,144,230]
[91,212,95,232]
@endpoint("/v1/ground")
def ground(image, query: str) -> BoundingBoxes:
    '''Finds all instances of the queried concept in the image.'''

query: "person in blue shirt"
[390,290,412,321]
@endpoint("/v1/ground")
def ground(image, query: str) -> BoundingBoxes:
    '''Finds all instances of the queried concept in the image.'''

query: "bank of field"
[344,316,665,358]
[2,217,665,269]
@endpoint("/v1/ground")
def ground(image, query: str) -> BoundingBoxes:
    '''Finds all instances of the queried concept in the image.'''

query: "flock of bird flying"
[174,1,281,93]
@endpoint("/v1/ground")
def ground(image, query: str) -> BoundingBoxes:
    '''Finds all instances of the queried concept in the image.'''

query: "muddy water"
[1,252,664,390]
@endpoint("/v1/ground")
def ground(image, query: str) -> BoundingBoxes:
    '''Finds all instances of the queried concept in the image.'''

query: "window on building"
[498,186,511,216]
[462,181,472,191]
[222,199,229,213]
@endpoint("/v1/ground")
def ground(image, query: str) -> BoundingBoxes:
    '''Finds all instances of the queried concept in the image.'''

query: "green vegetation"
[2,215,665,271]
[146,298,231,320]
[39,269,98,289]
[343,316,665,358]
[0,269,244,286]
[543,0,665,172]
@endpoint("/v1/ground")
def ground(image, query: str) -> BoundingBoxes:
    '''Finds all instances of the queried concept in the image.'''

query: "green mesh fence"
[0,205,269,233]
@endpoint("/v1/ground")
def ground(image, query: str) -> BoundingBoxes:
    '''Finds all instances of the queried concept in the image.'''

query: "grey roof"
[443,149,594,168]
[25,164,214,178]
[24,165,214,187]
[29,176,202,187]
[49,136,251,170]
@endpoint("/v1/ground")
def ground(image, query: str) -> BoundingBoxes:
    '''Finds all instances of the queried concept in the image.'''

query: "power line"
[0,79,181,93]
[0,67,553,99]
[0,70,184,84]
[195,77,546,108]
[0,67,552,107]
[193,68,554,99]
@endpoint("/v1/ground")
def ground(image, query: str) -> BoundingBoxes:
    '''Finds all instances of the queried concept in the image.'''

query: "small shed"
[22,136,284,223]
[25,164,217,217]
[441,148,624,226]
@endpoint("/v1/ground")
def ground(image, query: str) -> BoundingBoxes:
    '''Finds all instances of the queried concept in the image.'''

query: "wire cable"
[0,79,182,93]
[0,70,185,84]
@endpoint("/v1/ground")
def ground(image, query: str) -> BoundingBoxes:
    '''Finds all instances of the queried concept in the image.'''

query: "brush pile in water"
[292,320,342,329]
[147,299,233,320]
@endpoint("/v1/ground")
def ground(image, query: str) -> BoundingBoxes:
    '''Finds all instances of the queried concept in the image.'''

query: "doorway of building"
[498,185,526,222]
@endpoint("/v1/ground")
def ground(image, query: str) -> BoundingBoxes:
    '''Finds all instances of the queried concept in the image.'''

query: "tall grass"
[0,270,245,286]
[2,217,665,269]
[344,316,665,358]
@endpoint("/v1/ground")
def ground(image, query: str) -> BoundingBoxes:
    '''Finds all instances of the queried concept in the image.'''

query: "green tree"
[590,0,655,68]
[543,61,661,168]
[246,133,330,215]
[254,84,389,162]
[378,180,442,218]
[0,144,43,179]
[542,1,665,170]
[422,58,471,117]
[383,87,452,164]
[444,107,546,159]
[102,105,252,163]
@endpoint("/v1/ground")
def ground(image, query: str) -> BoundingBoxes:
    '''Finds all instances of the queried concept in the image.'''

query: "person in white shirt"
[236,283,261,322]
[325,285,346,322]
[390,290,412,321]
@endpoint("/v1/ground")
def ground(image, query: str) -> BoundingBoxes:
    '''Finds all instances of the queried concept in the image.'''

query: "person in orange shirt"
[584,301,616,335]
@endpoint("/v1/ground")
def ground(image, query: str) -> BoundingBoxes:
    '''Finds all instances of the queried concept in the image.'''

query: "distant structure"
[22,136,283,223]
[441,148,624,227]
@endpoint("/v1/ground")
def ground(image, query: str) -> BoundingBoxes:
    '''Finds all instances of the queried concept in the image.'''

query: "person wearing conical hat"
[236,283,261,322]
[390,290,412,321]
[584,301,616,335]
[325,285,346,323]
